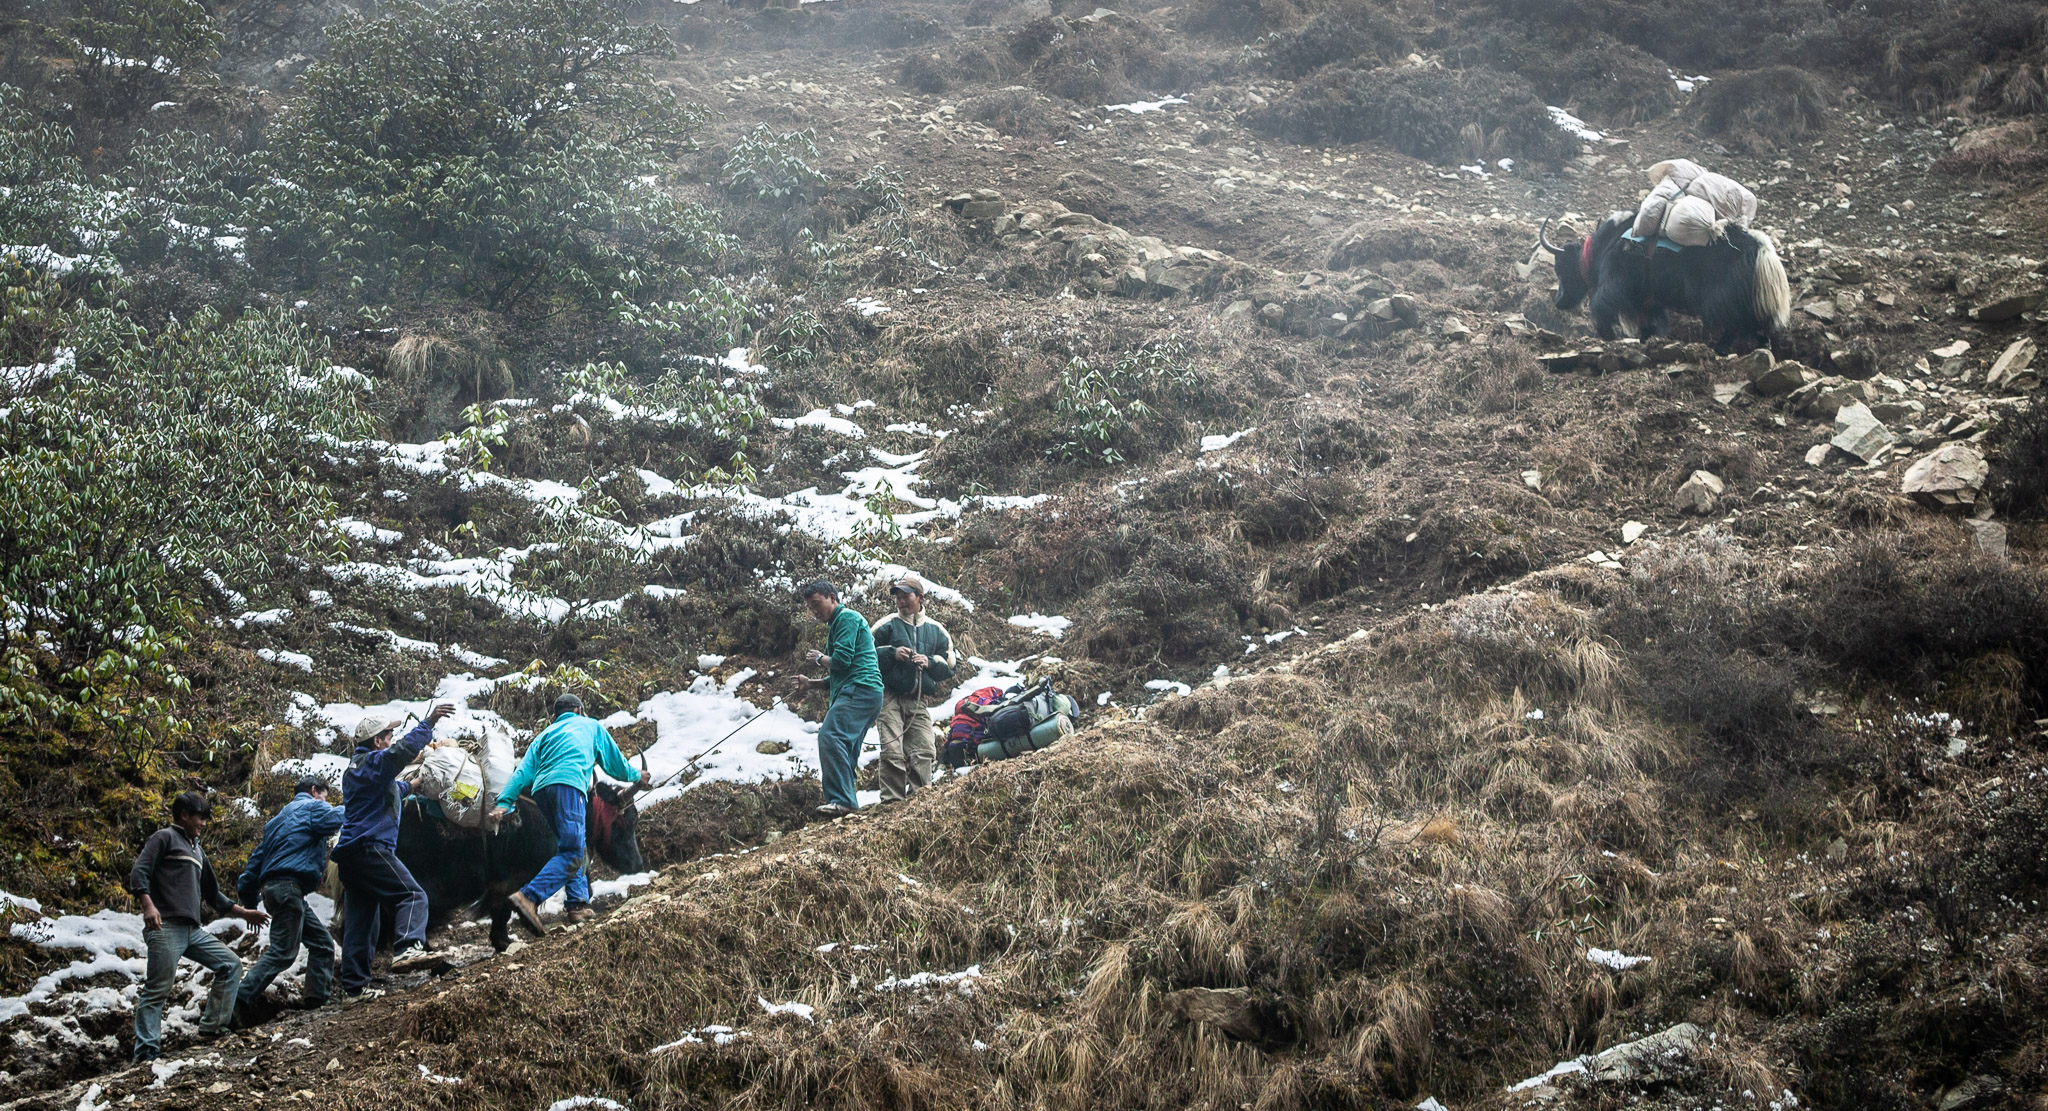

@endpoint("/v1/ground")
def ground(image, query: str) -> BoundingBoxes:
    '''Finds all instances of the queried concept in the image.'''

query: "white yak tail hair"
[1749,228,1791,331]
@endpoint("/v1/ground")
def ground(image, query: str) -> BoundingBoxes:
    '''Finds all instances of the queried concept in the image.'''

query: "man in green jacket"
[870,575,956,802]
[787,579,884,817]
[488,693,650,935]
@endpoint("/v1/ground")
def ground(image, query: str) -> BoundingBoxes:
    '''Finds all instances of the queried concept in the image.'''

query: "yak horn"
[1538,217,1564,256]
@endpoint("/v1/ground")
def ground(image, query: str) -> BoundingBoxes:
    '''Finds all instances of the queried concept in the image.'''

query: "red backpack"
[943,687,1005,768]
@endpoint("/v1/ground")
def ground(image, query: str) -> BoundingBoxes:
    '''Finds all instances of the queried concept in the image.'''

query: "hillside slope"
[4,0,2048,1106]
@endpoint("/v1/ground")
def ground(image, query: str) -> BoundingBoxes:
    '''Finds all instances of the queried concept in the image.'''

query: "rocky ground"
[4,0,2048,1107]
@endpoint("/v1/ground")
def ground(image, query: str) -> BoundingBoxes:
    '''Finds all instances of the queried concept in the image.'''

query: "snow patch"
[1007,613,1070,639]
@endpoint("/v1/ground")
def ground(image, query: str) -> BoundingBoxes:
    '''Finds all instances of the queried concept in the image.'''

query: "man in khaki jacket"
[869,576,957,802]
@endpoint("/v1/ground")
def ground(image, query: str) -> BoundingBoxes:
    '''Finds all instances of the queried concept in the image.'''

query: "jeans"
[134,921,241,1059]
[522,783,590,908]
[875,691,937,801]
[817,684,883,810]
[235,879,334,1011]
[332,841,427,994]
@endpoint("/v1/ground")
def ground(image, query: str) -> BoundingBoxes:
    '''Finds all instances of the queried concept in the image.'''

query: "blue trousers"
[521,783,591,908]
[236,879,334,1010]
[817,684,883,810]
[134,921,241,1059]
[332,841,427,993]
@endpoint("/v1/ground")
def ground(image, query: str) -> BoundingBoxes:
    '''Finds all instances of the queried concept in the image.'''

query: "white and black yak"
[1542,211,1791,354]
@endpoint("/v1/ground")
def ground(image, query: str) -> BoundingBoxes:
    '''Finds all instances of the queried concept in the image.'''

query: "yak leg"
[1643,308,1671,338]
[1589,286,1634,341]
[489,902,512,952]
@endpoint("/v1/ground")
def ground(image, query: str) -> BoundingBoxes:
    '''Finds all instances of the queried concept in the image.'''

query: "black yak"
[397,783,645,951]
[1542,210,1791,354]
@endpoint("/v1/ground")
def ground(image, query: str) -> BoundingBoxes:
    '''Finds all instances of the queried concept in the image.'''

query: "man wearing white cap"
[870,576,956,802]
[333,703,452,997]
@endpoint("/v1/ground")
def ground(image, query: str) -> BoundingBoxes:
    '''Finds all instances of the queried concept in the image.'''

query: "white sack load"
[1632,159,1758,247]
[404,728,514,829]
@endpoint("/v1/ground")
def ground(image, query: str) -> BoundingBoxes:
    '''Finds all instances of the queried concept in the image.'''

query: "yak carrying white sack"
[1632,159,1758,247]
[406,728,517,830]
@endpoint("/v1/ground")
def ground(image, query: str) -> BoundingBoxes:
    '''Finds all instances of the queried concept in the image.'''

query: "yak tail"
[1748,229,1791,331]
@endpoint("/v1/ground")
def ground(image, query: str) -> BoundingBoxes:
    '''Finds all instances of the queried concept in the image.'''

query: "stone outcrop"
[1901,444,1989,510]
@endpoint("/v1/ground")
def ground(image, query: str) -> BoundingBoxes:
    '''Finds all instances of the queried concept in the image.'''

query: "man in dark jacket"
[128,792,270,1061]
[333,703,452,997]
[233,776,343,1021]
[869,576,957,802]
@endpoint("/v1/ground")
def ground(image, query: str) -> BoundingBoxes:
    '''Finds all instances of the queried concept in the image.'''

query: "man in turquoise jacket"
[787,579,884,818]
[489,693,649,936]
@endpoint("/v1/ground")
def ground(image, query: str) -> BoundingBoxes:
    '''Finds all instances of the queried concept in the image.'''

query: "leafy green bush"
[1051,336,1200,466]
[267,0,730,325]
[1,264,369,724]
[721,125,831,200]
[64,0,220,119]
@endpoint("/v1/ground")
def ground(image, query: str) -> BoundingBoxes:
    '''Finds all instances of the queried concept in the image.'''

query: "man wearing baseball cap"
[870,576,957,802]
[333,703,452,997]
[788,579,884,817]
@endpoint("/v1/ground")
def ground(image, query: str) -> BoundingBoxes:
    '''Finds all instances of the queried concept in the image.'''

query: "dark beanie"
[554,693,583,715]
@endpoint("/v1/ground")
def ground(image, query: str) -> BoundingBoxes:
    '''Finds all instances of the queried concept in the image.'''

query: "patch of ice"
[232,608,291,629]
[588,872,656,901]
[257,648,315,672]
[418,1063,465,1085]
[771,409,865,438]
[758,997,816,1021]
[545,1099,629,1111]
[636,469,679,498]
[1104,96,1187,114]
[1547,106,1603,143]
[1509,1056,1591,1092]
[1007,613,1070,639]
[874,965,983,994]
[1199,428,1255,453]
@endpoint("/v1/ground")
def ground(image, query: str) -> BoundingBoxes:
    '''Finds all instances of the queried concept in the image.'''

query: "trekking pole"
[646,707,773,792]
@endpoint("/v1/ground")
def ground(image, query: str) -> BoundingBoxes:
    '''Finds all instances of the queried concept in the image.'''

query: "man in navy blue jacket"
[233,776,344,1021]
[333,703,452,997]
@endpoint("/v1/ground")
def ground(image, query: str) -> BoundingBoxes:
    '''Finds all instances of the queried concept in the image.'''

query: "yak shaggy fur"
[1547,211,1791,354]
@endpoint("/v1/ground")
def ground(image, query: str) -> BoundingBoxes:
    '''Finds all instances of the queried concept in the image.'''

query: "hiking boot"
[507,891,547,936]
[341,988,386,1004]
[815,802,851,818]
[563,906,595,925]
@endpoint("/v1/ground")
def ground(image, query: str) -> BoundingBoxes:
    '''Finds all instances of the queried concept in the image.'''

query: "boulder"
[1791,376,1868,419]
[1752,360,1818,397]
[1963,519,2008,560]
[755,739,792,755]
[1901,444,1989,510]
[1986,337,2039,392]
[1674,470,1724,515]
[1969,288,2044,323]
[1729,348,1774,378]
[1830,402,1895,462]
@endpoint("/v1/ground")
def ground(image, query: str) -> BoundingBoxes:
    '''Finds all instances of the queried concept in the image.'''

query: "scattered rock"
[1830,401,1895,462]
[1931,339,1972,360]
[1804,443,1831,466]
[1674,470,1724,515]
[1901,444,1989,510]
[1751,360,1817,397]
[1521,469,1543,491]
[1791,375,1868,419]
[1985,337,2039,392]
[1969,290,2044,324]
[1257,302,1286,325]
[1222,299,1254,319]
[1620,521,1647,544]
[1800,300,1836,322]
[755,739,792,755]
[1870,398,1924,423]
[1963,519,2007,560]
[1728,348,1773,379]
[1441,317,1472,341]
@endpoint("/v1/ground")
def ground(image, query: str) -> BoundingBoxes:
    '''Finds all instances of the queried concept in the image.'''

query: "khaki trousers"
[875,691,936,802]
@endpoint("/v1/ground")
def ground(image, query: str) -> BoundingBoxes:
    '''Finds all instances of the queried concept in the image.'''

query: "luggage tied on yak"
[1631,159,1757,248]
[400,727,516,830]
